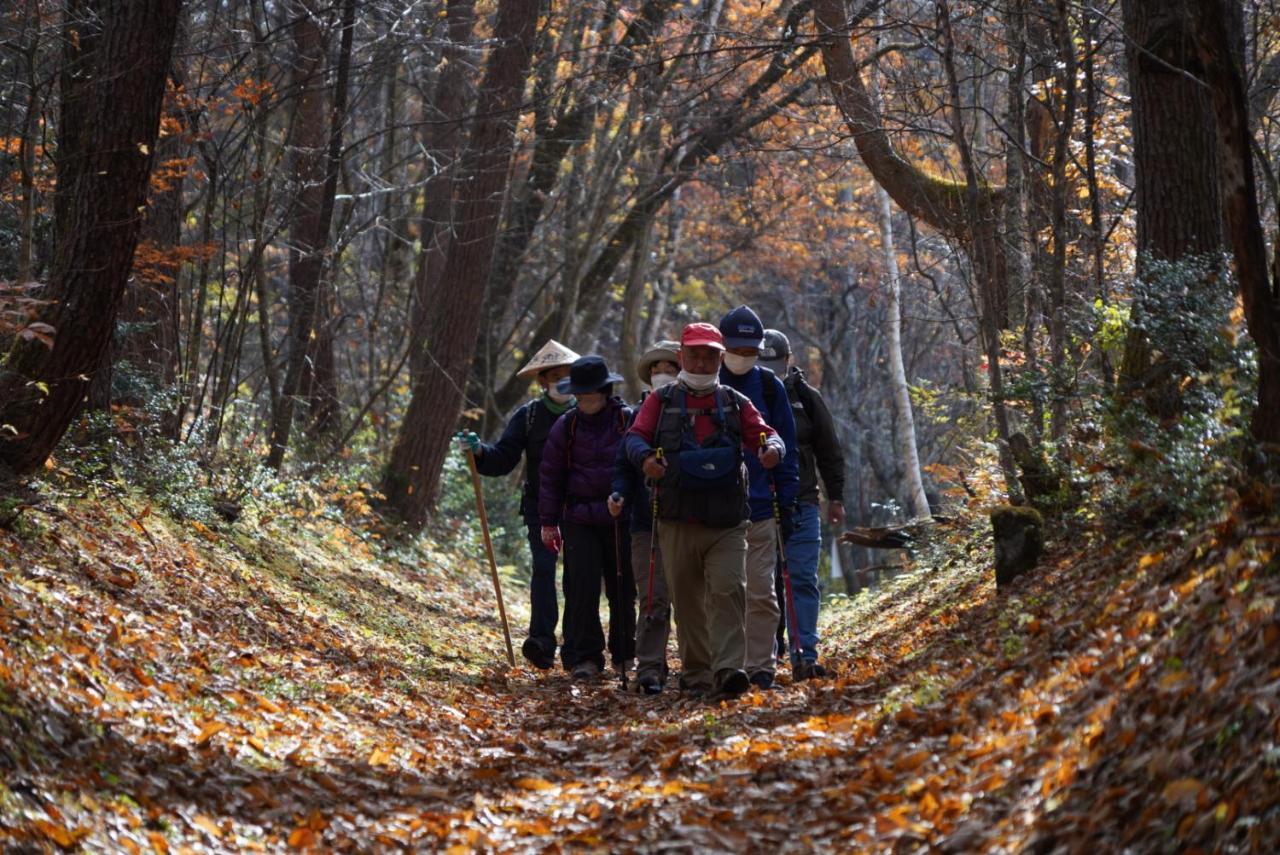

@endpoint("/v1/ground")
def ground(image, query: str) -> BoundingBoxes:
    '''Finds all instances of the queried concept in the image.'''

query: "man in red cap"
[623,322,786,701]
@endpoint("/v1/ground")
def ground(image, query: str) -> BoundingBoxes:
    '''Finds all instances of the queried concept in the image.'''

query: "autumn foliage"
[2,464,1276,851]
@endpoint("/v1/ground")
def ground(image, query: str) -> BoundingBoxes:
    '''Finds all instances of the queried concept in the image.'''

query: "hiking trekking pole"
[465,448,515,667]
[645,448,663,617]
[612,510,630,691]
[763,433,803,667]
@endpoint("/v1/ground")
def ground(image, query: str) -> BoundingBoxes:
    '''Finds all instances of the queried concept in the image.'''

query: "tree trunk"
[618,218,656,402]
[1046,0,1078,453]
[382,0,543,527]
[813,0,1001,284]
[875,187,931,519]
[1119,0,1224,397]
[0,0,182,477]
[1191,0,1280,449]
[408,0,477,382]
[117,61,189,407]
[266,0,354,468]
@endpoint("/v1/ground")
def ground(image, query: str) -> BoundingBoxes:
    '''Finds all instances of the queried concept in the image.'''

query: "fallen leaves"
[1,484,1277,853]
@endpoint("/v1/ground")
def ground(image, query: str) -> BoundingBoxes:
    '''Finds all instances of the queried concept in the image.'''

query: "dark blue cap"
[718,305,764,349]
[556,355,623,395]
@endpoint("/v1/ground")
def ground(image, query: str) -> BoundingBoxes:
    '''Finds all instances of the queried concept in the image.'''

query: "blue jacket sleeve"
[474,402,529,477]
[538,415,569,526]
[768,373,801,509]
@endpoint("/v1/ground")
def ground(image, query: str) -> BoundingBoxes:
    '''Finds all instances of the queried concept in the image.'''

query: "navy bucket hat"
[556,355,623,395]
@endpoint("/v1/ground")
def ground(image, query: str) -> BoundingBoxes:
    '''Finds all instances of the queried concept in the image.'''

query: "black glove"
[779,505,797,541]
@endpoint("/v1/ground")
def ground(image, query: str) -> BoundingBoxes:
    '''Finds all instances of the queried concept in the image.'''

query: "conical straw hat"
[516,339,581,379]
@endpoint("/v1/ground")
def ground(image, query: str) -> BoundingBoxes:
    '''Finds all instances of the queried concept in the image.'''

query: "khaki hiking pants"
[630,530,670,682]
[658,520,749,690]
[744,517,782,679]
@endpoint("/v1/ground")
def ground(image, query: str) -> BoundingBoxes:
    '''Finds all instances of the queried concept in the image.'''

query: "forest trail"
[2,483,1278,853]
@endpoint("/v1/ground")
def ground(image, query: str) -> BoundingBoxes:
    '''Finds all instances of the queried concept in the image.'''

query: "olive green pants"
[744,517,781,679]
[658,520,749,689]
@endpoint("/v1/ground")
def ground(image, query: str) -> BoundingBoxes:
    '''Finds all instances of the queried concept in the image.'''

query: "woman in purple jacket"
[539,356,636,682]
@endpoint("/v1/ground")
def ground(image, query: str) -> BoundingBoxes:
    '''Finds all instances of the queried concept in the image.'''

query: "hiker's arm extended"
[473,404,529,477]
[624,393,663,472]
[737,395,785,465]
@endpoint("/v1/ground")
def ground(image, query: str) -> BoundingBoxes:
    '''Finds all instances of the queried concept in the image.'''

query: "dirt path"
[2,495,1277,852]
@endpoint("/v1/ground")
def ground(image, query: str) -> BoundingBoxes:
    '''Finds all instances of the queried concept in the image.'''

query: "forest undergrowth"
[1,462,1278,853]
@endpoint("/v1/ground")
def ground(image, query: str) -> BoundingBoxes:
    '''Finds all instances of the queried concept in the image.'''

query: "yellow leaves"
[367,746,394,766]
[191,815,223,839]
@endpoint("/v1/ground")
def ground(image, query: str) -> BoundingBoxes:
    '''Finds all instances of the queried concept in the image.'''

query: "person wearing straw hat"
[455,339,579,670]
[623,323,786,702]
[538,356,635,682]
[609,340,679,694]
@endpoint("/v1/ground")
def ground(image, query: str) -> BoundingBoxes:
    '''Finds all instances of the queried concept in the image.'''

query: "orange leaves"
[194,719,228,745]
[514,776,556,791]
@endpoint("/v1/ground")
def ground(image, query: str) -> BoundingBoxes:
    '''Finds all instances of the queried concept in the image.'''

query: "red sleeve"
[737,395,779,453]
[628,391,663,443]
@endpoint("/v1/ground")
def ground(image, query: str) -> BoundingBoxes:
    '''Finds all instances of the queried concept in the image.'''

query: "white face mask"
[649,372,677,389]
[547,387,573,404]
[678,370,719,393]
[723,353,758,375]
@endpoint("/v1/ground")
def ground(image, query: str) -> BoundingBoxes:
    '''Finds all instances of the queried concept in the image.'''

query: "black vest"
[653,386,749,527]
[520,399,557,519]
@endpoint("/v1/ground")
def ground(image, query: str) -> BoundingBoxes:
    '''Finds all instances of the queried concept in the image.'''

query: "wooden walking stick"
[465,448,515,667]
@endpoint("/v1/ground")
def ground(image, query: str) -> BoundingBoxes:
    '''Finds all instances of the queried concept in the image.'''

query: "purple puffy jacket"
[539,398,631,527]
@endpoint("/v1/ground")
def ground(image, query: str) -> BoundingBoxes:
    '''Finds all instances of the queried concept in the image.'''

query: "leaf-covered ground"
[2,482,1278,852]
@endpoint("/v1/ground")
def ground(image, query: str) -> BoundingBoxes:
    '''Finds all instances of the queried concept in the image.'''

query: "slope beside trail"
[1,483,1277,853]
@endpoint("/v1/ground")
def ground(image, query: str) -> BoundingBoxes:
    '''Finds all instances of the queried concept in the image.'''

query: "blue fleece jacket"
[718,365,800,521]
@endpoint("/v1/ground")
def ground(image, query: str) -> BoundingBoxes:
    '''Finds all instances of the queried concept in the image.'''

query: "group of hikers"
[457,306,845,702]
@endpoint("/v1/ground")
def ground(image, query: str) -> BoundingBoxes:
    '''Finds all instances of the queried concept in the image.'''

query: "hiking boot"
[749,671,776,691]
[677,673,710,697]
[707,669,750,702]
[521,638,555,670]
[637,673,664,696]
[794,660,830,681]
[571,660,601,682]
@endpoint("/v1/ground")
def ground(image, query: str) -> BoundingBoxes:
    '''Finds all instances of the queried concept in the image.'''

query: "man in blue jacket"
[456,339,579,670]
[717,306,800,689]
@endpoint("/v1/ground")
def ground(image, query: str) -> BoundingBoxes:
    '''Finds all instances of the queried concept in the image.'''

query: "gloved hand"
[778,504,797,541]
[455,430,481,456]
[540,525,563,553]
[607,493,625,518]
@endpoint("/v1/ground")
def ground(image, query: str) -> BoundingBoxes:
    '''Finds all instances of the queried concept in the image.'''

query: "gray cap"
[760,329,790,375]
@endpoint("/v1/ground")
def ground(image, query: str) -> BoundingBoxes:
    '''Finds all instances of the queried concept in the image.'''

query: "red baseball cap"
[680,322,725,351]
